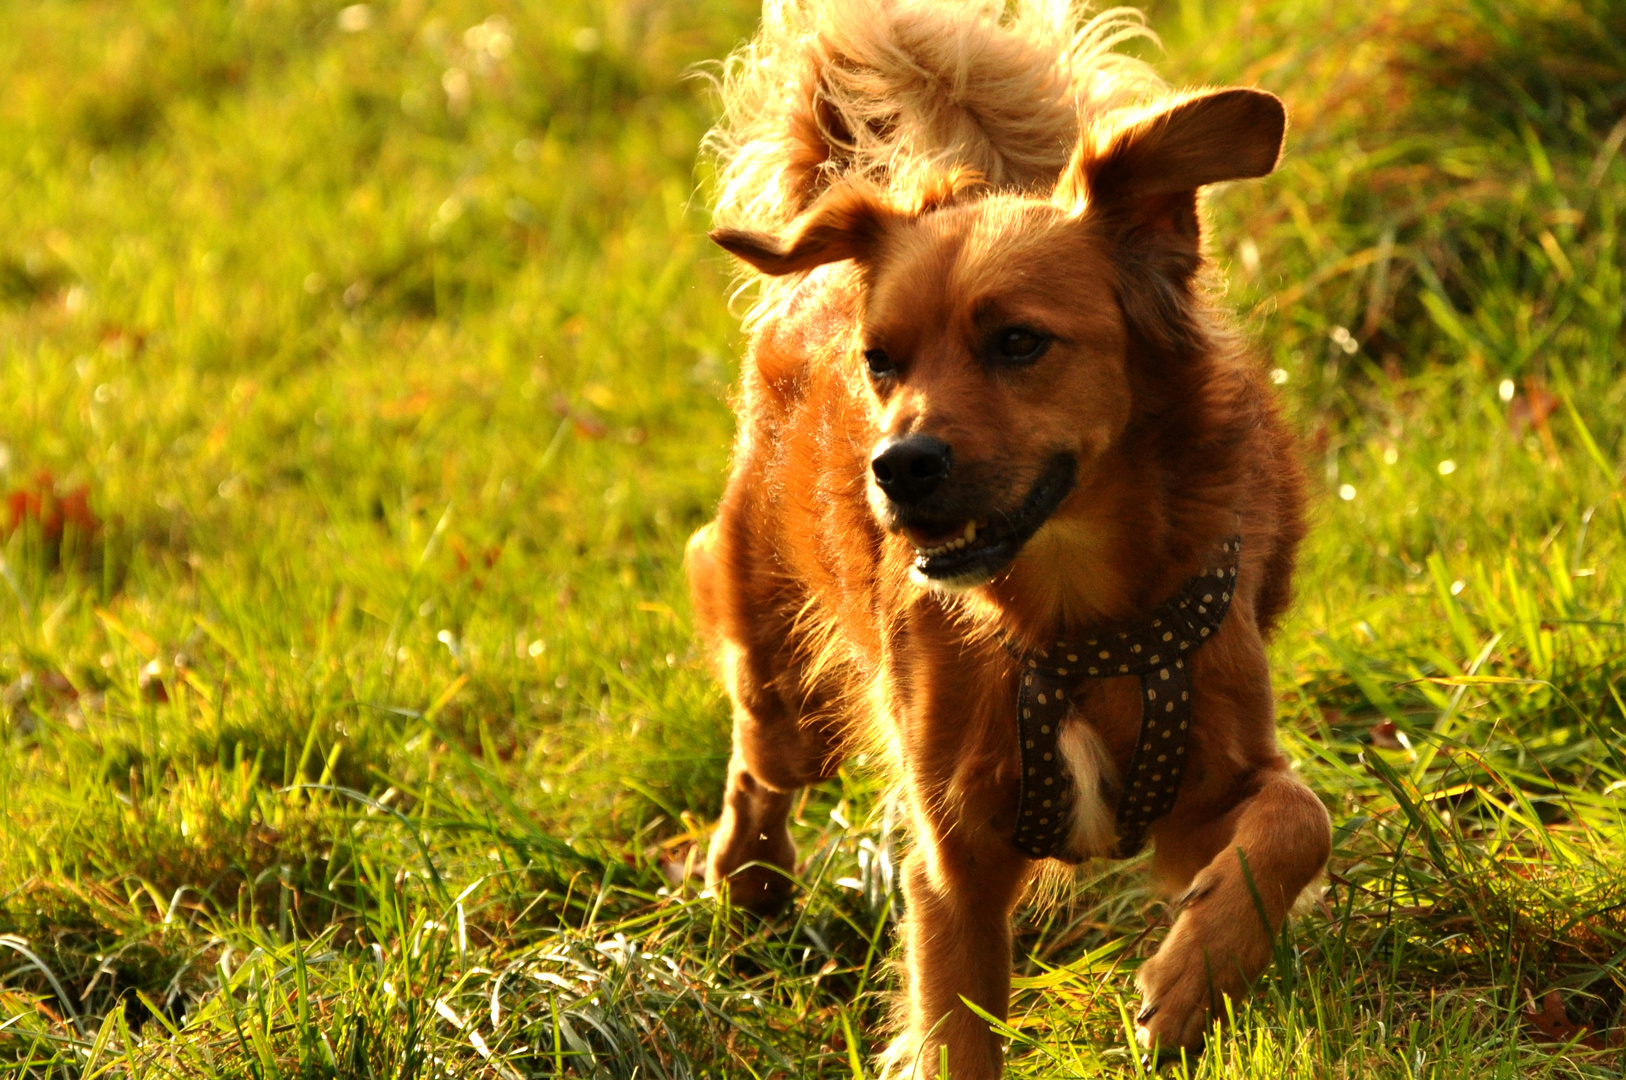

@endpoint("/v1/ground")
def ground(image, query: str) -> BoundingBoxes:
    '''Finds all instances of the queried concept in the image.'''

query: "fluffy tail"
[703,0,1162,235]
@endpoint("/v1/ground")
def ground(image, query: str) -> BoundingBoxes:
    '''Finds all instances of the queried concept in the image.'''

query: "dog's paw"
[1133,931,1238,1053]
[705,816,798,915]
[1138,930,1248,1053]
[1135,869,1279,1053]
[709,859,797,915]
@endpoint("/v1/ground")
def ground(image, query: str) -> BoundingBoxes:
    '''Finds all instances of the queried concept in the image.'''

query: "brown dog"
[687,2,1329,1075]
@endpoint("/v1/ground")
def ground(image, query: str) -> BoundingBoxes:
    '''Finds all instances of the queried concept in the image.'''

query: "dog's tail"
[703,0,1161,235]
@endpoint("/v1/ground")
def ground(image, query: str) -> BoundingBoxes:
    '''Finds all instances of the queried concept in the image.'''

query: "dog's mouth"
[900,454,1077,585]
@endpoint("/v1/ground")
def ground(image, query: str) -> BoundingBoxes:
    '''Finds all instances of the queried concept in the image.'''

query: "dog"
[685,1,1330,1075]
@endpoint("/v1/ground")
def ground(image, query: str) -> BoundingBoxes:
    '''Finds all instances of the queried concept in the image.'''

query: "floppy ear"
[710,182,898,276]
[1057,88,1286,347]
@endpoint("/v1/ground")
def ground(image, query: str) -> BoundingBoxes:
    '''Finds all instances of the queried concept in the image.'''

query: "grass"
[1,0,1623,1075]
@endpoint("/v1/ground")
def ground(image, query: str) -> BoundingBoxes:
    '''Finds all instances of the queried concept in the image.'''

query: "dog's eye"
[995,328,1049,364]
[863,348,895,377]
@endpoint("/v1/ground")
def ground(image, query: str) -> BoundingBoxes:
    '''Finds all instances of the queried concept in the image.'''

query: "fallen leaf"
[1523,990,1614,1051]
[99,324,148,356]
[138,659,169,703]
[1508,377,1557,437]
[551,394,606,439]
[658,843,700,889]
[2,470,100,545]
[1370,719,1403,749]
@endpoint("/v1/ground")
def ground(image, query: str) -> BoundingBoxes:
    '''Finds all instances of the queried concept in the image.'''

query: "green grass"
[1,0,1624,1076]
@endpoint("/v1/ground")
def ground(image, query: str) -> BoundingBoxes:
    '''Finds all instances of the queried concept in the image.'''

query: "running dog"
[687,2,1329,1075]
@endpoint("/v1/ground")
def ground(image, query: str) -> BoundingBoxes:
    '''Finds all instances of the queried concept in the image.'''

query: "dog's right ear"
[711,183,898,276]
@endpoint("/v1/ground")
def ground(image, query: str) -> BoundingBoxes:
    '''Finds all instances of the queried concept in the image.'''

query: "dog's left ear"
[710,182,900,277]
[1057,88,1286,347]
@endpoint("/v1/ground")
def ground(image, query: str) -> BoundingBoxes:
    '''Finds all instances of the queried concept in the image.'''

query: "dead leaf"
[99,324,147,356]
[658,843,700,889]
[1508,377,1558,437]
[1370,719,1403,749]
[3,470,100,544]
[551,395,606,439]
[570,412,606,439]
[138,659,169,703]
[1523,990,1614,1050]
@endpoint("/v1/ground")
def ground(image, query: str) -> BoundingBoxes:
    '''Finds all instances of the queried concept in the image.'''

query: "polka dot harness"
[1012,537,1242,861]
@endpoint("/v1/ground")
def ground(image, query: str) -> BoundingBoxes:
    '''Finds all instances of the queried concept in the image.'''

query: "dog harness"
[1012,537,1241,861]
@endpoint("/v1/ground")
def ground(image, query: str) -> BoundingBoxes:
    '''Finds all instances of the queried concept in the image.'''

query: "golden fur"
[705,0,1161,331]
[689,3,1330,1076]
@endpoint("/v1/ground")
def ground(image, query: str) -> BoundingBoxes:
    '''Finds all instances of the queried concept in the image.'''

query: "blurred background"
[1,0,1624,1075]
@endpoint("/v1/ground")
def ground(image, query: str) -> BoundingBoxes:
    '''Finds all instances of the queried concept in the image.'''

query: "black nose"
[870,435,952,504]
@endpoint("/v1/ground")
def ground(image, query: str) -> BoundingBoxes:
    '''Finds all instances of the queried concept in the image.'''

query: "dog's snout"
[870,435,952,504]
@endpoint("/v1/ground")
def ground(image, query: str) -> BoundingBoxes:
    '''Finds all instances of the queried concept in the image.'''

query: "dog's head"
[713,89,1285,591]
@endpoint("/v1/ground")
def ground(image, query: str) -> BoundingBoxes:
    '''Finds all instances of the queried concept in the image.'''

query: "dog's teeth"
[914,535,976,557]
[916,528,988,558]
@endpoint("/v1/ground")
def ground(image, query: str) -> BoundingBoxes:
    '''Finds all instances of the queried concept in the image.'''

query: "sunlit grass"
[2,0,1623,1076]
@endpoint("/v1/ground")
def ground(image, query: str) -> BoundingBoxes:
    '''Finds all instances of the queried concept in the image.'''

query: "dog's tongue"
[904,523,965,550]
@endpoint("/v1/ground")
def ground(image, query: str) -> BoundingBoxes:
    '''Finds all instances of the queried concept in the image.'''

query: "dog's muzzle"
[878,452,1078,585]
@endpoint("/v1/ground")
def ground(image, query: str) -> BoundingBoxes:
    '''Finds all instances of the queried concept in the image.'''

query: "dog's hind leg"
[1134,764,1330,1053]
[690,521,845,913]
[703,644,847,912]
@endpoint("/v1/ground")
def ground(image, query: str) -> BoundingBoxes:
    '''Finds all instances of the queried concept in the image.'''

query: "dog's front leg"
[1134,765,1330,1053]
[885,818,1029,1080]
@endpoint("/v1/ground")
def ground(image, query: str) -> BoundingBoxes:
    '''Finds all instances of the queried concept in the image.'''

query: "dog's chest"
[1061,676,1146,772]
